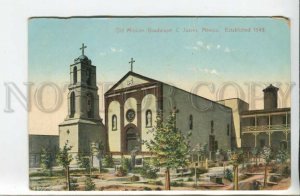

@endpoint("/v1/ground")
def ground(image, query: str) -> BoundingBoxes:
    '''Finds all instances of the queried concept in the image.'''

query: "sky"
[28,17,291,135]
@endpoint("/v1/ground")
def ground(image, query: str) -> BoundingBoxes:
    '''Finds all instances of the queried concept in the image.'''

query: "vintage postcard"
[28,17,293,192]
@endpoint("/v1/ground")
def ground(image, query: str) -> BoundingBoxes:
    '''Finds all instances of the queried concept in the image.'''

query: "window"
[227,124,230,136]
[70,92,75,117]
[73,66,77,84]
[87,93,94,118]
[189,115,193,130]
[86,68,92,85]
[146,110,152,127]
[282,116,287,125]
[112,115,117,131]
[211,120,214,134]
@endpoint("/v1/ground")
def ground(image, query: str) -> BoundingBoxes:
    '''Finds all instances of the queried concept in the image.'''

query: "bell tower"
[59,44,106,165]
[67,43,101,121]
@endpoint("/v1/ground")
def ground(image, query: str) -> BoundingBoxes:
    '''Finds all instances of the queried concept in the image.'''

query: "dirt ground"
[29,167,291,191]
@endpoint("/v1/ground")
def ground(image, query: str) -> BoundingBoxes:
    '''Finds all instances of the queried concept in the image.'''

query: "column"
[137,102,142,150]
[120,103,125,152]
[268,114,271,129]
[254,133,257,147]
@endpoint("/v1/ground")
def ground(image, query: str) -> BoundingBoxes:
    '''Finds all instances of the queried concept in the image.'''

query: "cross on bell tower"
[80,43,87,55]
[129,58,135,72]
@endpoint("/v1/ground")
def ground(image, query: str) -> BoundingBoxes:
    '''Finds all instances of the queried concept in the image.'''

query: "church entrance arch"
[123,125,140,153]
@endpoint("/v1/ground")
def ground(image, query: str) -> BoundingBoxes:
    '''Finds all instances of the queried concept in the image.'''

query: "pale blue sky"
[29,17,291,88]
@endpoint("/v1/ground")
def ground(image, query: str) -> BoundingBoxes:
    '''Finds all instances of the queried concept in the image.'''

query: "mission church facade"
[58,46,232,163]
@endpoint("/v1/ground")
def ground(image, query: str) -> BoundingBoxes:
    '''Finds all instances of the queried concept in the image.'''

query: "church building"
[104,70,233,158]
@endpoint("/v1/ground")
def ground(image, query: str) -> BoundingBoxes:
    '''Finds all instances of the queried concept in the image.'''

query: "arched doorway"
[126,127,139,152]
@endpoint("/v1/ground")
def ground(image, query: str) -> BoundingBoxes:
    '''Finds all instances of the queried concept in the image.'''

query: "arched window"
[87,93,94,118]
[227,124,230,136]
[70,92,75,117]
[189,115,193,130]
[86,68,92,85]
[146,110,152,127]
[112,115,117,131]
[211,120,214,134]
[73,66,77,84]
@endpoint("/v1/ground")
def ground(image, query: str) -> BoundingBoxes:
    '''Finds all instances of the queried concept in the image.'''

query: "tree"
[77,154,91,173]
[85,176,96,191]
[251,147,260,166]
[276,149,288,164]
[145,110,191,190]
[56,142,73,191]
[40,147,54,176]
[261,146,272,187]
[230,149,244,190]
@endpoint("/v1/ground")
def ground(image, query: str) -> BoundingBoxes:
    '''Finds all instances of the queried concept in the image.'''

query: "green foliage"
[155,187,162,191]
[143,187,152,191]
[148,180,163,185]
[192,143,208,160]
[269,175,282,183]
[130,175,140,182]
[276,149,289,164]
[224,168,233,182]
[140,161,159,179]
[115,167,127,177]
[261,146,272,164]
[281,166,291,177]
[102,155,114,168]
[187,177,194,182]
[40,148,54,176]
[170,181,185,187]
[190,168,208,176]
[76,155,91,173]
[121,157,132,172]
[230,149,244,166]
[69,178,79,191]
[144,111,191,170]
[251,147,260,156]
[85,177,96,191]
[56,142,73,169]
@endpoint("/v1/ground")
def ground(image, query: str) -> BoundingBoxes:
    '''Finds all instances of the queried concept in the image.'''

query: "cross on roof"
[129,58,135,71]
[80,43,87,55]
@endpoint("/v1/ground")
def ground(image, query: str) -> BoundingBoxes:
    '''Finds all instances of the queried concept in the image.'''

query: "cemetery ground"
[29,159,291,191]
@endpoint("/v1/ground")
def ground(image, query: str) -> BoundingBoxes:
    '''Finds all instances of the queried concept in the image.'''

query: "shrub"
[224,169,233,182]
[155,187,162,191]
[170,181,185,187]
[102,155,114,168]
[70,178,79,191]
[100,168,109,173]
[190,168,208,176]
[148,180,163,185]
[252,180,262,190]
[130,175,140,182]
[187,177,194,182]
[76,155,91,173]
[269,175,282,183]
[143,187,152,191]
[281,166,291,177]
[270,165,278,173]
[140,162,158,179]
[115,166,127,177]
[121,157,132,172]
[85,177,96,191]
